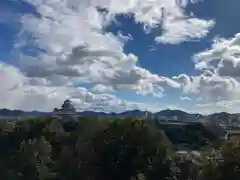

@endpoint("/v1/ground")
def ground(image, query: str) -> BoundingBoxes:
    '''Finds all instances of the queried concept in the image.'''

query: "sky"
[1,0,240,114]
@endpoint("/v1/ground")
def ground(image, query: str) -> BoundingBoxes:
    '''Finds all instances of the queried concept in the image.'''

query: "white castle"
[53,100,78,122]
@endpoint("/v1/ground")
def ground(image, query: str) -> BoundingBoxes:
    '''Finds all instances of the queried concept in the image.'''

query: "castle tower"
[53,100,77,122]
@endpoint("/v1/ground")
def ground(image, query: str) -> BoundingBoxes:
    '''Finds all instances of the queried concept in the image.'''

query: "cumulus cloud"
[2,0,215,112]
[180,96,192,101]
[17,0,183,99]
[173,32,240,110]
[0,62,25,109]
[195,99,240,114]
[132,0,214,44]
[0,61,161,112]
[194,33,240,77]
[127,0,214,44]
[90,84,115,94]
[174,71,240,102]
[155,17,215,44]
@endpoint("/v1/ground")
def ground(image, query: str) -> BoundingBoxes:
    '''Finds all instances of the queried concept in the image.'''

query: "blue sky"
[1,0,240,114]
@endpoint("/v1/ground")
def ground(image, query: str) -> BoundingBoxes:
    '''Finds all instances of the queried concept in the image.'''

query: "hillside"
[158,122,222,150]
[1,108,240,128]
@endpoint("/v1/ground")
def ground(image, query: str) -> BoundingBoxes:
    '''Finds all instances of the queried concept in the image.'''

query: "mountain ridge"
[1,108,240,128]
[0,108,238,118]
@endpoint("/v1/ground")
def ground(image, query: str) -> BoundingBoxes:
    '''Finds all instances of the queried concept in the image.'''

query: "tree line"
[0,117,240,180]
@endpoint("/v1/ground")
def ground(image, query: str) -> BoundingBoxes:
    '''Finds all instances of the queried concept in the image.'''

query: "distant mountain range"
[1,108,240,128]
[0,109,51,117]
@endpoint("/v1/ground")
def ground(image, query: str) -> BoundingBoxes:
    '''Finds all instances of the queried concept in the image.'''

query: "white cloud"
[180,96,192,101]
[90,84,115,94]
[17,0,182,99]
[19,86,149,113]
[140,0,214,44]
[173,32,240,113]
[174,71,240,102]
[112,0,214,44]
[193,33,240,101]
[194,33,240,77]
[2,0,215,112]
[195,100,240,114]
[4,61,236,114]
[176,0,204,7]
[122,0,214,43]
[155,17,215,44]
[0,61,161,112]
[0,62,25,109]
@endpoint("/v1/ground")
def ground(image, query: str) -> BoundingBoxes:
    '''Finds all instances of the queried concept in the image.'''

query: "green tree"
[82,119,174,180]
[15,136,54,180]
[199,142,240,180]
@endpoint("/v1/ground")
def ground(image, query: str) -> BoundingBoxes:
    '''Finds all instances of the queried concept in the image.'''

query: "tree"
[173,151,202,180]
[14,136,54,180]
[82,119,174,180]
[199,141,240,180]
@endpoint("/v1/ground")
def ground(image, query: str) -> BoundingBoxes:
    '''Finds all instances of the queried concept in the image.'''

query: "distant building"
[227,130,240,144]
[53,100,78,122]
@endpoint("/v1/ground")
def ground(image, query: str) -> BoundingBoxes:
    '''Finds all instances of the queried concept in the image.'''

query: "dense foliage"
[0,117,239,180]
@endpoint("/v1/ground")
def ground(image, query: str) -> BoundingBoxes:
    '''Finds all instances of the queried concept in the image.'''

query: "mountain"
[0,109,49,117]
[77,111,108,117]
[200,112,240,128]
[0,108,240,127]
[118,110,151,117]
[156,109,189,117]
[155,109,202,121]
[76,110,150,118]
[0,109,25,117]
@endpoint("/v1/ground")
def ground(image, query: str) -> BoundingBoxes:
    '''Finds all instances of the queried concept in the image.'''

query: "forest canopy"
[0,117,239,180]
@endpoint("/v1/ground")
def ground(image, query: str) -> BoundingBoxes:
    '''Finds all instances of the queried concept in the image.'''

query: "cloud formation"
[180,96,192,101]
[17,0,188,99]
[173,32,240,113]
[155,17,214,44]
[0,61,162,112]
[1,0,216,112]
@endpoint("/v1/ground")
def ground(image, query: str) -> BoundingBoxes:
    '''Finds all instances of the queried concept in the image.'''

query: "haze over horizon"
[1,0,240,114]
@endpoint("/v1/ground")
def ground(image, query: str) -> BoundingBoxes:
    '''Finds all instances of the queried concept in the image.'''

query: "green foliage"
[159,123,220,150]
[198,141,240,180]
[0,117,240,180]
[82,119,173,180]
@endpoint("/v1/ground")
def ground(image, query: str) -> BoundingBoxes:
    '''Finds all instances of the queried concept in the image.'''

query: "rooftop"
[54,100,76,114]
